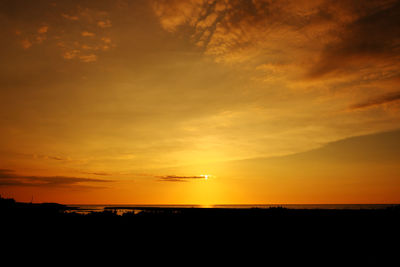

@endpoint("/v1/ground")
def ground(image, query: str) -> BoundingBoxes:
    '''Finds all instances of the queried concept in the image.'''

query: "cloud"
[97,19,112,28]
[151,0,400,117]
[152,0,342,61]
[81,31,95,37]
[61,49,98,62]
[151,0,400,78]
[37,25,48,34]
[79,54,97,62]
[350,91,400,110]
[10,4,114,63]
[47,156,66,161]
[81,172,111,176]
[16,24,49,49]
[28,154,71,161]
[306,0,400,79]
[151,0,208,32]
[20,39,32,49]
[0,169,112,188]
[62,13,79,21]
[157,175,207,182]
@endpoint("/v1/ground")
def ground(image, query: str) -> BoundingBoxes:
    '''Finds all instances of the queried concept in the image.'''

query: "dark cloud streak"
[350,91,400,110]
[0,169,112,188]
[307,0,400,78]
[157,175,206,182]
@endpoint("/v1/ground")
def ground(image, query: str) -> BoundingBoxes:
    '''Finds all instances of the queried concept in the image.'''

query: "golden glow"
[0,1,400,204]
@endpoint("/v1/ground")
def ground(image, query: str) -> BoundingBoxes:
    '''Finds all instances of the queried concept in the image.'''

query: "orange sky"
[0,0,399,204]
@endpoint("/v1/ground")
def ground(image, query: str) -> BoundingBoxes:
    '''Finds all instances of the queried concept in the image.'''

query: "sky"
[0,0,399,204]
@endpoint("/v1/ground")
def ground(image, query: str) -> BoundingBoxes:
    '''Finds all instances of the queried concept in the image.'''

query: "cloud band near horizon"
[0,169,112,188]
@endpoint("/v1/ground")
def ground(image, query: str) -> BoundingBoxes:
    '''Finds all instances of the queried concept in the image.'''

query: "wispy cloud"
[97,19,112,28]
[306,1,400,79]
[0,169,112,188]
[31,154,70,161]
[37,25,48,34]
[81,172,111,176]
[79,54,97,63]
[62,13,79,21]
[157,175,207,182]
[81,31,95,37]
[20,39,32,49]
[350,91,400,110]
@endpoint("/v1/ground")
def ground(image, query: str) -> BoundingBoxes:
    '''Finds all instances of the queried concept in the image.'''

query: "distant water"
[66,204,399,215]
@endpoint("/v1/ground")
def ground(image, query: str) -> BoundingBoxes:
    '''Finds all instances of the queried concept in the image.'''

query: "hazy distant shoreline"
[2,196,399,217]
[67,203,400,214]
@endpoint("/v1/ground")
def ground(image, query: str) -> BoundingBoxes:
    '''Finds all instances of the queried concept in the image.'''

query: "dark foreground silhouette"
[2,196,399,265]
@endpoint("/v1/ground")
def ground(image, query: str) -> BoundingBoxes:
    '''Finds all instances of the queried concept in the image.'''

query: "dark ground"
[1,196,399,265]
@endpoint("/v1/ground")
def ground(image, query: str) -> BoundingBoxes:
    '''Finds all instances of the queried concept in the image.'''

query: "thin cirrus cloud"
[81,172,111,176]
[0,169,112,188]
[350,91,400,110]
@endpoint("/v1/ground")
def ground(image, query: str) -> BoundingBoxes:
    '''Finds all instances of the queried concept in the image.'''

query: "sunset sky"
[1,0,399,204]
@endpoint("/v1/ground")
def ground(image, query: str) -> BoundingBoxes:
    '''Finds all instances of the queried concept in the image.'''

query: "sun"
[200,174,209,180]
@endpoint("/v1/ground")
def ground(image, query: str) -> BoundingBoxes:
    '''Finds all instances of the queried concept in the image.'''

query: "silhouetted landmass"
[0,195,67,214]
[3,195,399,222]
[2,196,399,264]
